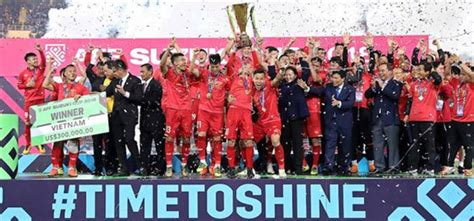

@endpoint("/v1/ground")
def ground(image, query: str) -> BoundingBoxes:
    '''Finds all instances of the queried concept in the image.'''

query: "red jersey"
[305,76,323,114]
[450,78,474,122]
[408,78,439,122]
[17,50,46,102]
[252,78,280,123]
[354,73,372,109]
[317,70,329,86]
[52,81,89,100]
[198,70,230,114]
[406,74,415,84]
[189,66,203,100]
[398,84,410,121]
[226,51,260,77]
[164,68,192,110]
[50,87,59,102]
[321,60,330,73]
[436,82,454,123]
[228,74,253,111]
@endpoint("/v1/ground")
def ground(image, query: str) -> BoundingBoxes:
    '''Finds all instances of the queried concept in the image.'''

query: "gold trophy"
[226,3,259,49]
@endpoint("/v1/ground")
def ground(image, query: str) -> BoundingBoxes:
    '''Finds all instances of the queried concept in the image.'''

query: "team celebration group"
[17,33,473,179]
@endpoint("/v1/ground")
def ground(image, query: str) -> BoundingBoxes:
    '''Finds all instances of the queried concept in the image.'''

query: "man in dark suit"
[138,63,165,176]
[84,46,107,176]
[302,70,355,175]
[365,63,402,173]
[105,59,143,176]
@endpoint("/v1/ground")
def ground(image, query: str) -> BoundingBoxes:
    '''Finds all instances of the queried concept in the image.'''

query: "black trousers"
[407,122,435,171]
[255,138,269,173]
[398,121,413,171]
[140,126,165,173]
[447,121,473,169]
[92,133,105,172]
[111,113,140,173]
[104,115,118,173]
[352,107,373,161]
[281,119,304,174]
[435,122,451,170]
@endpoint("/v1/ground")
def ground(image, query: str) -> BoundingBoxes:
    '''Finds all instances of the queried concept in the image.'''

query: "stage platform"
[4,153,473,220]
[1,173,472,220]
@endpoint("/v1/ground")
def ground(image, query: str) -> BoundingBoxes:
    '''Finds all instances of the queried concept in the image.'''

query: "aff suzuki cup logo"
[45,44,67,67]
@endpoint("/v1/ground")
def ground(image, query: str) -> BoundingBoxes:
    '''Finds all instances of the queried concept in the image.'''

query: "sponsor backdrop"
[0,35,427,171]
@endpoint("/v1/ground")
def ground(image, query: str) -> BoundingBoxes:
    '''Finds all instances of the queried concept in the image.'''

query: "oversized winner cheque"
[29,93,109,146]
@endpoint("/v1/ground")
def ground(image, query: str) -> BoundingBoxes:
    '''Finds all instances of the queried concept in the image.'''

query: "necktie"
[143,82,148,93]
[118,79,123,86]
[336,87,341,97]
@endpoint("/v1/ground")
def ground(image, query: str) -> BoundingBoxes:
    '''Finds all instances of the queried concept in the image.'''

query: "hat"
[209,54,221,65]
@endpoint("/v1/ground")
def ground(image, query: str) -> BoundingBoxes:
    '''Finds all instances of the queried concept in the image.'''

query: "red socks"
[51,142,63,167]
[165,141,174,166]
[312,144,321,167]
[182,142,190,164]
[245,145,254,169]
[25,124,31,147]
[227,144,236,168]
[212,141,222,166]
[68,152,78,168]
[196,136,207,161]
[274,144,285,169]
[266,141,274,164]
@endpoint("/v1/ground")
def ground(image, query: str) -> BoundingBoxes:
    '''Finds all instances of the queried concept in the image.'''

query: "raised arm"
[342,32,352,68]
[461,63,474,82]
[308,38,322,84]
[271,68,284,88]
[220,37,235,60]
[97,48,106,63]
[387,37,398,66]
[84,44,93,66]
[225,51,238,78]
[173,37,182,54]
[432,39,445,65]
[363,33,376,75]
[282,37,296,54]
[73,58,87,85]
[189,48,200,77]
[411,39,424,66]
[42,58,55,91]
[159,45,172,75]
[117,49,128,68]
[252,37,266,71]
[35,43,46,72]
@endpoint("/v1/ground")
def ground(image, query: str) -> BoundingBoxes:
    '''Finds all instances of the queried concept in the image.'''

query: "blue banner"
[0,179,472,220]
